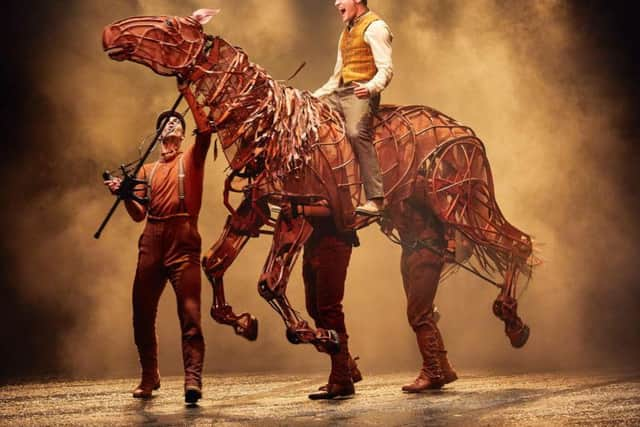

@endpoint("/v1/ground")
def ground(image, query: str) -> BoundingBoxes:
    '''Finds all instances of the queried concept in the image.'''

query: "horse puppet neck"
[179,36,339,180]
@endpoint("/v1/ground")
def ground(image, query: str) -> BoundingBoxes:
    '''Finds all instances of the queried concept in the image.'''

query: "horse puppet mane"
[190,38,344,177]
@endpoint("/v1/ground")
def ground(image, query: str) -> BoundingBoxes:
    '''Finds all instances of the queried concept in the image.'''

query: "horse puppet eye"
[165,19,173,27]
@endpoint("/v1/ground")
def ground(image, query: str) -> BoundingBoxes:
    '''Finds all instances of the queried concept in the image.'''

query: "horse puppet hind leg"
[464,183,532,349]
[257,214,341,355]
[201,198,269,342]
[492,261,530,348]
[423,135,533,348]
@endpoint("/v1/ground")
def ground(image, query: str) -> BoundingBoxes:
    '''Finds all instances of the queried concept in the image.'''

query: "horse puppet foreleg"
[257,214,341,355]
[202,198,269,341]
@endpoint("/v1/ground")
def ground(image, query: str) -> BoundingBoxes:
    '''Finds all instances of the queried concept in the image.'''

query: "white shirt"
[313,16,393,98]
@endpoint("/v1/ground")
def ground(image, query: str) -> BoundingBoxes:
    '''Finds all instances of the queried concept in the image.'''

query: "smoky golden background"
[1,0,639,381]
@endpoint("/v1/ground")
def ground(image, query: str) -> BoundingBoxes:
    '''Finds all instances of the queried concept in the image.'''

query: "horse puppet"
[102,9,536,354]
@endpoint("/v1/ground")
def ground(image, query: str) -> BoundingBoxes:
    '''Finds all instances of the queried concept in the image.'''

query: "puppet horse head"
[102,9,219,76]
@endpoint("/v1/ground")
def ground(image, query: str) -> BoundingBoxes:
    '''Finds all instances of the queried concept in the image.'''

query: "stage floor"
[1,370,639,426]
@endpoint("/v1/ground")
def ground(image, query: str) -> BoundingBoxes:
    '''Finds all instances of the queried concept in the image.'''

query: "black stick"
[94,93,184,239]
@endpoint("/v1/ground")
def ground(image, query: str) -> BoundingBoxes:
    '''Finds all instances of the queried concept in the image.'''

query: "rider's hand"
[104,177,122,195]
[354,82,370,99]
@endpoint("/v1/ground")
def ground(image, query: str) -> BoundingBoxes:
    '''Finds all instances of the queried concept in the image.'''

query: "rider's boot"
[402,321,445,393]
[355,198,384,216]
[309,333,355,400]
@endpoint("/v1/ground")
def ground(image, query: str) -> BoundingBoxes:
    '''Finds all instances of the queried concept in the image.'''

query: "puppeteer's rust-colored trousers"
[302,220,354,335]
[390,201,446,331]
[303,219,356,385]
[132,215,204,386]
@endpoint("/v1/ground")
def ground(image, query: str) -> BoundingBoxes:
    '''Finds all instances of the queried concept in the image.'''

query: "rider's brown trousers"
[133,216,205,386]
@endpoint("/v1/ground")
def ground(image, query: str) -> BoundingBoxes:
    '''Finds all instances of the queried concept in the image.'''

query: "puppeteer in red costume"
[104,111,211,404]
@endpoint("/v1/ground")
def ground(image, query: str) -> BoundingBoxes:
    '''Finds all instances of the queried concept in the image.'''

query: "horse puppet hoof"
[286,327,302,344]
[235,313,259,341]
[507,324,530,348]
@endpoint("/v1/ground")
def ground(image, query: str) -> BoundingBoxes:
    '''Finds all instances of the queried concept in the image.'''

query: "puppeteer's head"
[157,111,185,138]
[156,111,186,158]
[335,0,369,24]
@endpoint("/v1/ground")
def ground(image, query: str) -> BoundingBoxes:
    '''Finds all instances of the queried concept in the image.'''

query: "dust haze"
[2,0,638,380]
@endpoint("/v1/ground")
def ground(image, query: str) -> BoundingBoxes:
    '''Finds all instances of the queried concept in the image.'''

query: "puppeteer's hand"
[104,177,122,195]
[354,82,370,99]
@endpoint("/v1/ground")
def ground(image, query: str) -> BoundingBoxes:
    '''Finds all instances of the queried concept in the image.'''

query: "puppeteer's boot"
[402,322,445,393]
[309,333,355,400]
[132,346,160,398]
[182,329,205,404]
[318,354,362,391]
[184,382,202,404]
[433,322,457,385]
[348,355,363,383]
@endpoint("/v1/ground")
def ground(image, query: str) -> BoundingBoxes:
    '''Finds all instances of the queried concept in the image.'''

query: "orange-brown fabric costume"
[133,134,210,389]
[387,192,457,390]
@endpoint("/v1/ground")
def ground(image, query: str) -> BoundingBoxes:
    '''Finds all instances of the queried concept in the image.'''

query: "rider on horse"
[314,0,392,217]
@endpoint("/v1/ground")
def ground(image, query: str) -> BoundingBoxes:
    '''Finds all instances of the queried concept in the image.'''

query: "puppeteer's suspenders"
[146,155,186,213]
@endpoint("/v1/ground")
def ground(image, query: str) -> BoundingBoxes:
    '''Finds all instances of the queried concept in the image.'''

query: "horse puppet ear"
[191,8,220,25]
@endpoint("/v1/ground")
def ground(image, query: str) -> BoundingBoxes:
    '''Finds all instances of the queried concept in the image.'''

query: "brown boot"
[133,346,160,398]
[309,382,355,400]
[402,323,445,393]
[349,355,362,383]
[132,370,160,398]
[184,382,202,404]
[310,333,355,399]
[182,331,204,404]
[401,370,442,393]
[318,354,362,391]
[433,324,457,385]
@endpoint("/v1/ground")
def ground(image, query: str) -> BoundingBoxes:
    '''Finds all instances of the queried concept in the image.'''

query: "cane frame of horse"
[101,10,536,355]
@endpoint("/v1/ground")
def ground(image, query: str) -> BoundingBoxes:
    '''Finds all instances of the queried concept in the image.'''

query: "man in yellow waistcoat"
[314,0,393,216]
